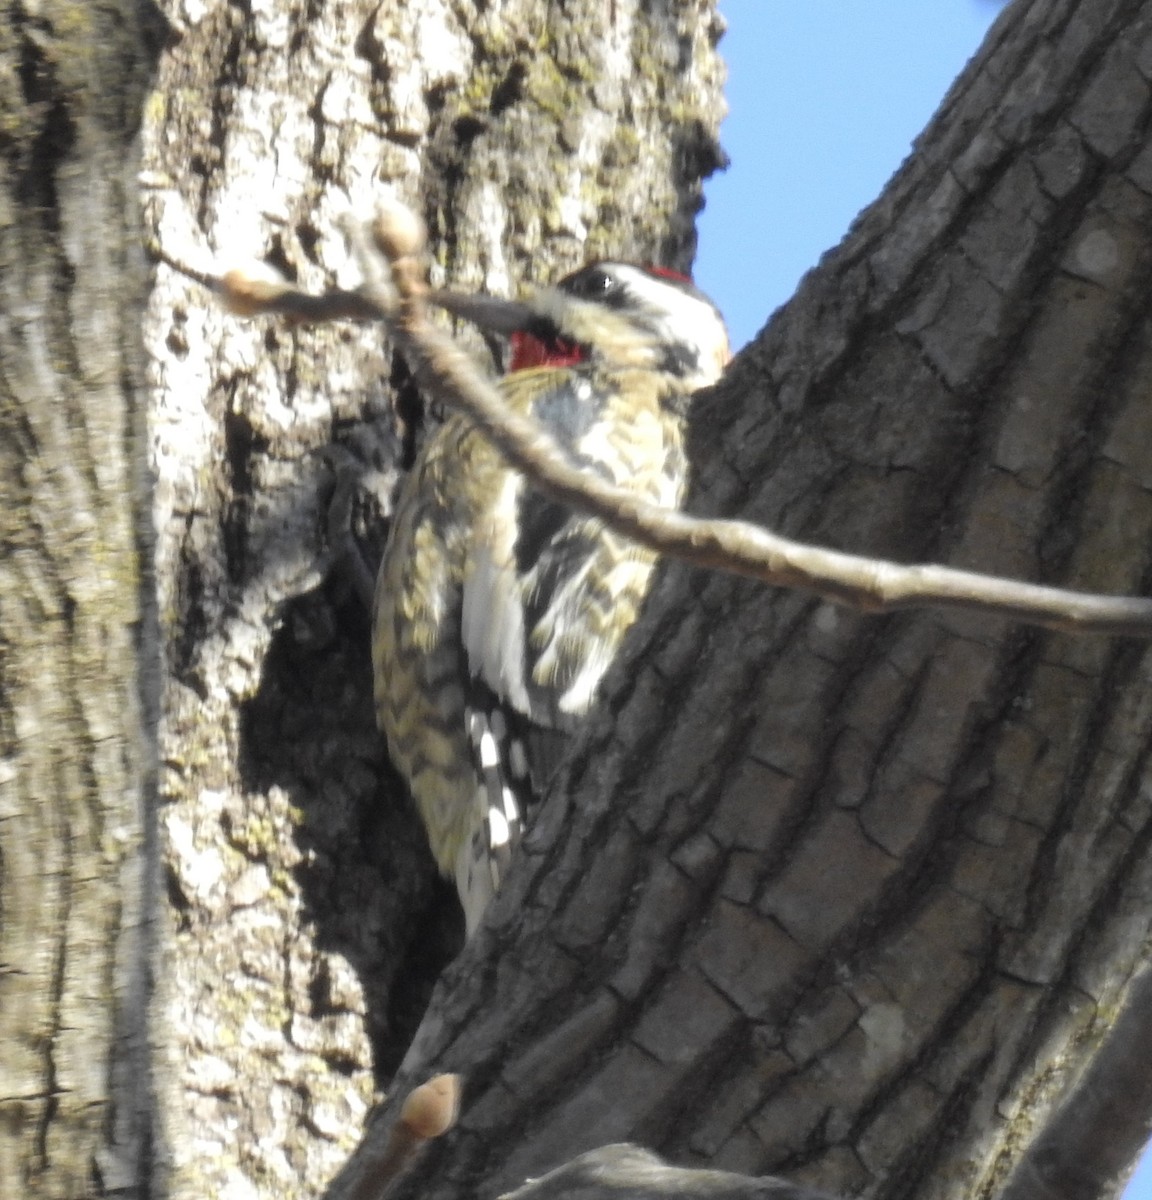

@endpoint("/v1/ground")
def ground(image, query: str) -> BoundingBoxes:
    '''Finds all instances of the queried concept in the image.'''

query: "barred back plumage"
[372,263,729,935]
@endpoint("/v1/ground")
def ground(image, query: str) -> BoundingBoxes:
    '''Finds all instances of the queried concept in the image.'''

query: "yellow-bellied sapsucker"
[372,262,729,935]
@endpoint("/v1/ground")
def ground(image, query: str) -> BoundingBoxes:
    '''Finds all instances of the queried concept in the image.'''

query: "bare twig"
[210,207,1152,639]
[219,267,383,323]
[347,1074,460,1200]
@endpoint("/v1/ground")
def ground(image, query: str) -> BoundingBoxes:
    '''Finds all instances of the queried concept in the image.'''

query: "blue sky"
[692,5,1152,1199]
[696,0,1007,349]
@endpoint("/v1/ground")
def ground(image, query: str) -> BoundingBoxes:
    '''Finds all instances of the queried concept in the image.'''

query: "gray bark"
[142,1,723,1196]
[6,2,1152,1200]
[1000,961,1152,1200]
[333,2,1152,1199]
[0,1,164,1196]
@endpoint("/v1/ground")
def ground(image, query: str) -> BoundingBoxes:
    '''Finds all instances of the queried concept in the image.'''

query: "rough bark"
[330,2,1152,1200]
[141,1,723,1196]
[8,1,1151,1200]
[1000,960,1152,1200]
[0,1,164,1196]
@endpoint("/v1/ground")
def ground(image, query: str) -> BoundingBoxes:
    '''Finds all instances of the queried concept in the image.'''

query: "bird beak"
[428,290,537,335]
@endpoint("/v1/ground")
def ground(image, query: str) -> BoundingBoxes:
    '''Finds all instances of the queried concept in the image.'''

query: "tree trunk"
[331,2,1152,1199]
[142,1,723,1196]
[0,2,164,1196]
[7,2,1152,1200]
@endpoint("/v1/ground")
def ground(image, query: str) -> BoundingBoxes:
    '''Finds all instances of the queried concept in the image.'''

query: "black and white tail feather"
[461,697,526,931]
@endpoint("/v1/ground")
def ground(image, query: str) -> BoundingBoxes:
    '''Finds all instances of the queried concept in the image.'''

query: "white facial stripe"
[527,266,729,390]
[605,265,729,386]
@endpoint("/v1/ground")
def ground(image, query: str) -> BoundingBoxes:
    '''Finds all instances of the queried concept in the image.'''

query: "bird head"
[433,262,730,391]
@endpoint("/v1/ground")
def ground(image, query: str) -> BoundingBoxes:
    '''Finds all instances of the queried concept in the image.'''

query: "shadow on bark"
[237,568,463,1080]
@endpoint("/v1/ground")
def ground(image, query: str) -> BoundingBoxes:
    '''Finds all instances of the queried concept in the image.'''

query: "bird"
[372,261,730,936]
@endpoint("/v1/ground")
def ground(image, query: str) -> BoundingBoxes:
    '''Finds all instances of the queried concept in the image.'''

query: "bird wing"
[461,366,685,729]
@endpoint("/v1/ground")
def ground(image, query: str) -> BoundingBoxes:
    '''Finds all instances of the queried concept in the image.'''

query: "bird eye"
[563,265,620,301]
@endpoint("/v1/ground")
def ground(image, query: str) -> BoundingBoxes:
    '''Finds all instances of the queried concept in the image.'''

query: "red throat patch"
[509,331,585,372]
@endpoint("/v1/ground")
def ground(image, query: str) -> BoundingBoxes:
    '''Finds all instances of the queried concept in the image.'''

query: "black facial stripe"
[560,261,718,315]
[658,341,701,378]
[558,264,623,304]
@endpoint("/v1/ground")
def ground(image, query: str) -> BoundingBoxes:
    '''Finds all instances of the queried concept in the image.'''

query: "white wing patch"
[461,473,533,715]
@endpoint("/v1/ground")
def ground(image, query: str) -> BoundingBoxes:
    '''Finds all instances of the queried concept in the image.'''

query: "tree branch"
[209,203,1152,640]
[495,1144,837,1200]
[997,963,1152,1200]
[345,1075,460,1200]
